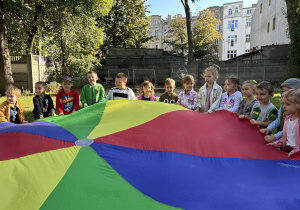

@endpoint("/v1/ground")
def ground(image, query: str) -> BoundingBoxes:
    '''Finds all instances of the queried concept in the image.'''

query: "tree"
[164,14,188,55]
[285,0,300,76]
[0,0,14,95]
[180,0,199,63]
[193,9,222,60]
[98,0,151,54]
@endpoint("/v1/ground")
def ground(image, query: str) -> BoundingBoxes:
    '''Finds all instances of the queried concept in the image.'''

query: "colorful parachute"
[1,100,300,210]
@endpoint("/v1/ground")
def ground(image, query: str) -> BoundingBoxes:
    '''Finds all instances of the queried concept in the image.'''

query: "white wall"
[250,0,290,49]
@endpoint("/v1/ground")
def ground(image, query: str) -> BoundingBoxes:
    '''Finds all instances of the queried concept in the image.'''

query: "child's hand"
[260,128,270,134]
[39,115,44,119]
[194,108,199,112]
[238,115,245,119]
[72,110,77,113]
[183,104,189,109]
[250,119,258,125]
[264,135,276,142]
[64,108,70,112]
[204,112,209,114]
[84,104,88,108]
[22,120,29,124]
[288,147,300,157]
[51,112,57,116]
[59,113,64,116]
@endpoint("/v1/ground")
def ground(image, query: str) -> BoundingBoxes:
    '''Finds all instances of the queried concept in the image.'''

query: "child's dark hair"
[87,70,98,76]
[225,75,240,91]
[183,74,195,84]
[255,81,274,94]
[138,80,154,95]
[35,81,47,89]
[115,73,128,82]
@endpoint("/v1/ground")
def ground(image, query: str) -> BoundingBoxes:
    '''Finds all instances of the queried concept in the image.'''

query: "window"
[215,24,219,31]
[155,30,159,39]
[215,39,219,45]
[228,20,238,30]
[267,22,270,32]
[245,49,251,53]
[269,0,271,6]
[228,35,237,46]
[149,31,152,37]
[273,17,276,30]
[155,43,159,49]
[227,50,237,59]
[246,19,251,27]
[164,29,168,36]
[247,9,252,14]
[155,20,158,25]
[246,34,250,42]
[228,8,232,15]
[260,3,262,13]
[164,22,168,25]
[235,8,238,14]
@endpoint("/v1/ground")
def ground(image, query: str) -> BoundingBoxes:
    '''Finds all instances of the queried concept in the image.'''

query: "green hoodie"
[80,84,105,106]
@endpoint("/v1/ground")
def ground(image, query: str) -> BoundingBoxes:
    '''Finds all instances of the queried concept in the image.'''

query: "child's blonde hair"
[225,75,240,91]
[139,80,154,95]
[165,78,175,87]
[203,64,220,80]
[6,86,21,97]
[242,80,257,89]
[283,89,300,107]
[183,74,195,84]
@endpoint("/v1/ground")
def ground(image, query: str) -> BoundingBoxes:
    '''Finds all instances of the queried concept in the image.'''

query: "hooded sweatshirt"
[219,91,243,113]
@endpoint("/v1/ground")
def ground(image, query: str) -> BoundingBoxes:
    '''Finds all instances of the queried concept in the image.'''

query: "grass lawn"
[0,90,282,123]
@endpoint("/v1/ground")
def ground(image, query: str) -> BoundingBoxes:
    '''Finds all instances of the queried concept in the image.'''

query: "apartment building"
[250,0,290,49]
[147,1,256,61]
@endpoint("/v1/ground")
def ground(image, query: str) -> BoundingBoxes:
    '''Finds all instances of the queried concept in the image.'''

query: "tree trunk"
[182,0,194,64]
[285,0,300,76]
[0,1,14,95]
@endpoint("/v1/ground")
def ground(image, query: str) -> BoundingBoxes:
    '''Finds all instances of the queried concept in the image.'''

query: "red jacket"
[56,89,79,114]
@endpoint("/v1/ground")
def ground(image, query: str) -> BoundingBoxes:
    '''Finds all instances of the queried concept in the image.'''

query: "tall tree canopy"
[0,0,114,93]
[285,0,300,76]
[164,14,188,55]
[193,9,222,60]
[98,0,151,54]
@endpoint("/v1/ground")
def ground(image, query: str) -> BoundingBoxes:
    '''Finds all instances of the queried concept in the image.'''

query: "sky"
[146,0,258,19]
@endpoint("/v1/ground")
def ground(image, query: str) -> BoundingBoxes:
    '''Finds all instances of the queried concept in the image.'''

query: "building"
[147,15,171,50]
[250,0,290,49]
[221,1,256,60]
[147,1,256,61]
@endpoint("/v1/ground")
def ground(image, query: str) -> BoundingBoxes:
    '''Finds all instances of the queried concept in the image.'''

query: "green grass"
[0,90,283,123]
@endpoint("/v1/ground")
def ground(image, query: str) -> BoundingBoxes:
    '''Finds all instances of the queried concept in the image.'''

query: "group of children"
[0,67,299,157]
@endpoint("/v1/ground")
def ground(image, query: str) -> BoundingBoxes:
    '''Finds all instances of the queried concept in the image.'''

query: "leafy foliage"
[164,14,188,55]
[98,0,151,55]
[193,9,222,60]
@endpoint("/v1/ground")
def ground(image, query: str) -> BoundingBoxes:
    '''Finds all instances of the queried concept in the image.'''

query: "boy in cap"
[260,78,300,142]
[56,76,79,115]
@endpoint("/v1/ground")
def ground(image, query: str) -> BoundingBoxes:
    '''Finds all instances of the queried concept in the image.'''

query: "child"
[239,81,277,128]
[218,76,243,113]
[137,80,157,101]
[159,78,178,104]
[198,65,222,113]
[238,80,258,117]
[260,78,300,142]
[106,73,135,100]
[176,74,200,111]
[268,89,300,157]
[0,86,28,123]
[33,81,56,120]
[56,76,79,115]
[80,71,105,107]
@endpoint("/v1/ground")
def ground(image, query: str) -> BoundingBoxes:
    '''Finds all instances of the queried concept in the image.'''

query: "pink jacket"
[280,115,300,149]
[137,95,157,101]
